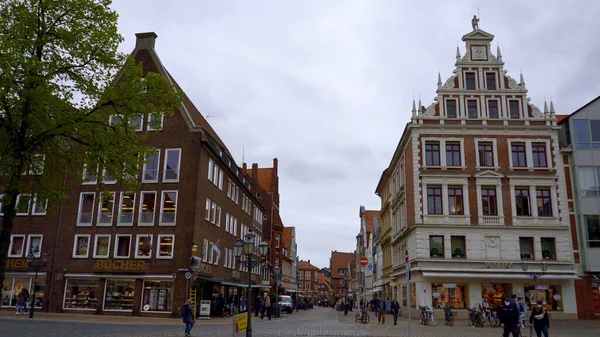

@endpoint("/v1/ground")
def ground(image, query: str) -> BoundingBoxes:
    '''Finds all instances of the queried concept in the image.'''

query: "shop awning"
[284,289,298,293]
[65,273,173,280]
[421,272,579,280]
[221,280,249,287]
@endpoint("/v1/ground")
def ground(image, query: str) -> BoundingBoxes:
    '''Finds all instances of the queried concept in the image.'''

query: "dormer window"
[446,100,457,118]
[467,100,478,118]
[465,72,476,90]
[486,72,496,90]
[509,100,520,119]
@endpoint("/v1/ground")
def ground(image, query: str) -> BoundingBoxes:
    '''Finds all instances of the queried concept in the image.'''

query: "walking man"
[391,300,400,325]
[181,299,195,337]
[498,297,520,337]
[377,298,385,324]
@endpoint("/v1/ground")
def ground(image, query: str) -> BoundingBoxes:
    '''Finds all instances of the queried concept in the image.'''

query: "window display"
[481,283,511,308]
[141,280,173,312]
[524,285,563,311]
[1,277,35,307]
[63,278,101,310]
[432,283,465,309]
[104,279,135,311]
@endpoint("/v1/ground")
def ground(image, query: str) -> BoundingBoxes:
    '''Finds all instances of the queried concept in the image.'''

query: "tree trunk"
[0,186,21,309]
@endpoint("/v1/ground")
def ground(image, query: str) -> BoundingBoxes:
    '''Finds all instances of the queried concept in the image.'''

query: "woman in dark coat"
[182,299,195,336]
[529,300,550,337]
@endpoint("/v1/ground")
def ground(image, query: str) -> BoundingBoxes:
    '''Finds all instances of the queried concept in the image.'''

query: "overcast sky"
[112,0,600,268]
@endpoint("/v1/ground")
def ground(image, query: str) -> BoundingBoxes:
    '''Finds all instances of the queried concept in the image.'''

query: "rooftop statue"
[472,15,479,30]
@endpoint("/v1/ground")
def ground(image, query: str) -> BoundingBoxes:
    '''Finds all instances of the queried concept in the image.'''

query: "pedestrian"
[497,297,520,337]
[391,300,400,325]
[254,296,261,317]
[263,293,272,320]
[181,299,195,337]
[529,300,550,337]
[377,298,385,324]
[517,297,527,328]
[240,297,246,312]
[16,289,25,315]
[22,288,29,313]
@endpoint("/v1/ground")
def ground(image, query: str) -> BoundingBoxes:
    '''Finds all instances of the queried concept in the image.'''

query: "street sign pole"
[405,250,411,337]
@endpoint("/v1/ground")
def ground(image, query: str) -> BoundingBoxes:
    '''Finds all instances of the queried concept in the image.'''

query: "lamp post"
[521,259,547,337]
[274,266,281,317]
[27,251,49,319]
[234,230,269,337]
[342,274,348,315]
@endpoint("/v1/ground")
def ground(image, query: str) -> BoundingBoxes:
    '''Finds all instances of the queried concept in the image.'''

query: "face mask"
[504,301,510,306]
[537,305,542,308]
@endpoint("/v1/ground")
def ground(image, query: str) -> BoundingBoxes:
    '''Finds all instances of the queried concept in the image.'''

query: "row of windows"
[204,238,261,275]
[443,97,523,119]
[83,148,181,185]
[0,194,47,216]
[72,234,174,259]
[7,234,43,258]
[423,139,550,169]
[298,271,318,280]
[428,235,557,260]
[109,113,163,132]
[204,198,223,227]
[425,185,553,217]
[571,119,600,149]
[463,71,499,91]
[77,191,178,227]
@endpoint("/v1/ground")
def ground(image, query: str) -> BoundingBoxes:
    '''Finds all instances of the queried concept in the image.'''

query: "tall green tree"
[0,0,182,299]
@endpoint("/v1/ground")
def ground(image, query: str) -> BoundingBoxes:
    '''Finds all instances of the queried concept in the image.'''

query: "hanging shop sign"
[92,260,148,271]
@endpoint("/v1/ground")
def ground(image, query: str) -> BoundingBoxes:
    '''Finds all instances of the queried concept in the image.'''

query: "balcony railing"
[140,211,155,224]
[98,212,112,225]
[143,169,158,181]
[119,212,133,225]
[164,169,179,181]
[481,216,502,225]
[160,211,176,224]
[78,212,92,225]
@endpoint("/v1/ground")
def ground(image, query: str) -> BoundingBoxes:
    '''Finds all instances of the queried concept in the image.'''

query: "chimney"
[308,259,310,265]
[135,32,157,50]
[252,163,258,181]
[242,162,247,172]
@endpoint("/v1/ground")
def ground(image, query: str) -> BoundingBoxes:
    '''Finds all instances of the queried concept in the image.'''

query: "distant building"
[329,250,355,303]
[298,260,319,303]
[355,207,380,302]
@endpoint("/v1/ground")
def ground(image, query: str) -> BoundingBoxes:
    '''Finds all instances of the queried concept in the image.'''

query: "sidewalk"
[0,310,232,325]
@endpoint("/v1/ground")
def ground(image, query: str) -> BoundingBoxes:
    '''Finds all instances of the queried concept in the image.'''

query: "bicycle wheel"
[447,314,454,327]
[428,313,440,327]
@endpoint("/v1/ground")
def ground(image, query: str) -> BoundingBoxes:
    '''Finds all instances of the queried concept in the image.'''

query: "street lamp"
[27,251,49,319]
[341,274,348,315]
[234,230,269,337]
[274,266,281,317]
[521,260,547,337]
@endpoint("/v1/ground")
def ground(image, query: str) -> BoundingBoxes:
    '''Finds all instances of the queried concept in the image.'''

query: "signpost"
[233,313,248,336]
[405,250,411,337]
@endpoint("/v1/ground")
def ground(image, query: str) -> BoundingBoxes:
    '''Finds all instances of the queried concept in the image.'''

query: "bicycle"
[443,305,454,326]
[419,306,439,327]
[355,307,370,324]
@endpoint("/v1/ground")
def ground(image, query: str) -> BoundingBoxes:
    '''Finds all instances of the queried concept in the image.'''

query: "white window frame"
[203,239,209,262]
[463,70,478,90]
[421,176,471,224]
[421,137,466,169]
[8,235,26,258]
[142,149,161,183]
[225,213,230,232]
[131,115,144,131]
[443,97,459,118]
[73,234,91,258]
[205,198,211,221]
[213,165,218,186]
[31,194,47,215]
[474,138,500,170]
[156,234,175,259]
[117,192,136,226]
[77,192,95,226]
[25,234,43,258]
[114,234,132,259]
[102,168,117,185]
[0,194,4,215]
[227,179,232,198]
[208,158,214,183]
[97,192,116,226]
[109,114,121,126]
[159,190,178,226]
[16,194,31,215]
[509,177,559,223]
[93,234,111,259]
[465,98,480,119]
[147,112,164,131]
[209,241,214,264]
[235,186,239,204]
[485,71,498,90]
[135,234,153,259]
[163,148,182,183]
[138,191,156,226]
[82,164,98,185]
[210,201,216,224]
[507,98,522,119]
[507,139,552,170]
[28,154,45,175]
[485,97,501,119]
[218,169,223,190]
[216,206,222,227]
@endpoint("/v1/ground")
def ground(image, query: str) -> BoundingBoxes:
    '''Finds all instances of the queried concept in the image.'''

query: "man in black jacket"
[497,297,520,337]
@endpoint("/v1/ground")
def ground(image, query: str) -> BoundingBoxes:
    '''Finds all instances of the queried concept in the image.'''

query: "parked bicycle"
[469,306,484,327]
[481,304,498,327]
[355,307,369,324]
[419,306,439,327]
[443,305,454,326]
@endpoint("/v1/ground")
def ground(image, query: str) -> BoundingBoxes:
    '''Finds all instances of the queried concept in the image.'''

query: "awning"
[65,273,173,280]
[421,272,579,280]
[284,289,298,293]
[221,280,249,287]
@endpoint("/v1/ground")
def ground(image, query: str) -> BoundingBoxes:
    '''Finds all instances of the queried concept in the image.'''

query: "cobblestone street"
[1,307,600,336]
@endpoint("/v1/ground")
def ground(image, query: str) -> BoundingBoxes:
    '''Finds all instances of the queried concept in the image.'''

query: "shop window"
[8,235,25,257]
[509,100,520,119]
[25,235,43,258]
[448,187,464,215]
[445,142,461,166]
[524,284,563,312]
[1,277,44,308]
[157,235,174,259]
[465,72,476,90]
[532,143,548,168]
[135,234,153,259]
[425,142,440,166]
[481,187,498,216]
[427,187,443,215]
[486,72,496,90]
[515,188,531,216]
[138,191,156,225]
[519,237,534,260]
[577,167,600,197]
[488,100,499,119]
[450,236,466,258]
[63,278,102,310]
[77,193,95,225]
[467,100,478,118]
[73,234,90,258]
[536,189,553,217]
[429,235,444,258]
[104,279,136,311]
[482,283,509,308]
[93,235,111,258]
[118,192,135,225]
[432,283,465,309]
[445,100,457,118]
[163,148,181,182]
[541,237,556,260]
[141,280,174,312]
[16,194,31,215]
[114,235,131,258]
[159,191,177,225]
[586,215,600,248]
[97,192,116,226]
[511,144,527,167]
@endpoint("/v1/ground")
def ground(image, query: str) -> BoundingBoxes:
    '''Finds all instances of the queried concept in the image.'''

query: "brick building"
[2,32,272,316]
[329,251,355,303]
[298,260,319,303]
[354,207,379,302]
[556,97,600,318]
[317,273,332,303]
[376,24,578,316]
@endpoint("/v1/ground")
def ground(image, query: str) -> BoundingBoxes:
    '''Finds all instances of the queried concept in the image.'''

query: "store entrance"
[481,283,513,308]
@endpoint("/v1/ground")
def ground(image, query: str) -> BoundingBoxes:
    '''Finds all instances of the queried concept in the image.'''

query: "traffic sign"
[405,250,409,263]
[360,256,368,267]
[185,272,192,280]
[367,263,373,271]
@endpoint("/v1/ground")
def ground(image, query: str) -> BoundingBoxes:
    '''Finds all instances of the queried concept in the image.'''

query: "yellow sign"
[93,260,147,271]
[6,259,29,270]
[233,313,247,335]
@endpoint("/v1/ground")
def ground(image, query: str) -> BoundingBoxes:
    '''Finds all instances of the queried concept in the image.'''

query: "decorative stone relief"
[484,235,501,260]
[507,76,518,89]
[423,102,437,117]
[531,104,543,117]
[443,76,456,89]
